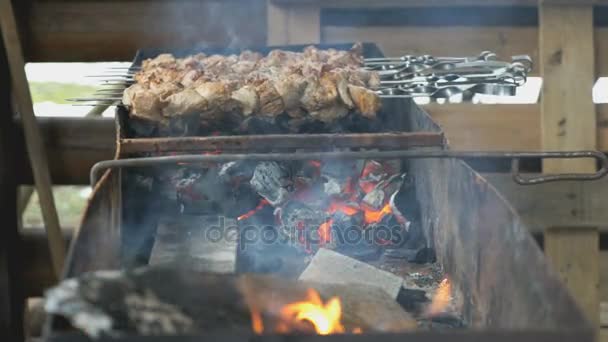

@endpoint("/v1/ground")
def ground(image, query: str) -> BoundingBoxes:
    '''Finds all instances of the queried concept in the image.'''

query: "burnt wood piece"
[119,132,445,154]
[0,32,23,341]
[299,248,403,299]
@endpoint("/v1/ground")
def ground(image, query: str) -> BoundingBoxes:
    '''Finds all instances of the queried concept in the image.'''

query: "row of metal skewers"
[67,51,532,105]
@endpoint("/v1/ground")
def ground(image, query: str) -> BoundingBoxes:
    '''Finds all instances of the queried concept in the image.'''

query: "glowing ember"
[363,203,392,224]
[426,278,452,316]
[250,308,264,334]
[238,199,270,221]
[318,219,333,245]
[308,160,321,169]
[280,288,353,335]
[327,201,359,216]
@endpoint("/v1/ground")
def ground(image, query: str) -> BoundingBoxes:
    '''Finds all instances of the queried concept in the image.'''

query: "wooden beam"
[14,117,115,185]
[540,6,596,172]
[0,0,66,279]
[22,0,267,62]
[424,104,541,151]
[483,173,608,233]
[545,228,599,325]
[267,0,320,45]
[267,0,289,45]
[539,3,599,327]
[0,29,23,341]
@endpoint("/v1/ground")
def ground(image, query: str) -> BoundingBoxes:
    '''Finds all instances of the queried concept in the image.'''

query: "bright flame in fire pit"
[318,219,333,245]
[363,203,392,224]
[281,289,347,335]
[426,278,452,316]
[237,199,269,221]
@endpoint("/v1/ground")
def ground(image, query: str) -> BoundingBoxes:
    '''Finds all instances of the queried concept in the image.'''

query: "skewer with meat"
[122,43,382,127]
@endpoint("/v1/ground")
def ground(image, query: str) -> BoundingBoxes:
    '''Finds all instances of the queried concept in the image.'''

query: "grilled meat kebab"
[123,43,381,125]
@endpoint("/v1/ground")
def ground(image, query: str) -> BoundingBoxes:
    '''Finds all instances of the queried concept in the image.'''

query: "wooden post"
[0,0,66,276]
[267,0,321,45]
[539,2,599,327]
[0,27,24,341]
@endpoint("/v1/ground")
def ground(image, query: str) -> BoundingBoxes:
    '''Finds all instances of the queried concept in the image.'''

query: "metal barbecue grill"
[46,43,594,342]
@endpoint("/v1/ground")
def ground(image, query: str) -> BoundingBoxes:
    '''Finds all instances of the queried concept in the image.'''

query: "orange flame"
[426,278,452,316]
[327,201,359,216]
[250,308,264,334]
[363,203,392,224]
[280,289,348,335]
[238,199,270,221]
[318,219,333,245]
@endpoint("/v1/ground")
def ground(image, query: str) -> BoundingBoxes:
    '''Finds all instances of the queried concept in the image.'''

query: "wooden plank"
[544,228,599,326]
[539,4,599,328]
[324,26,540,75]
[0,0,66,277]
[22,0,266,62]
[482,173,608,233]
[424,104,541,150]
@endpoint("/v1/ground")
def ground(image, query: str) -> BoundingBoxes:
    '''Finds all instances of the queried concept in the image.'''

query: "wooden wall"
[14,0,268,62]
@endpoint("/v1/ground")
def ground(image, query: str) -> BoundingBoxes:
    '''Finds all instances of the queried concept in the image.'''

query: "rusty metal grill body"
[46,44,592,341]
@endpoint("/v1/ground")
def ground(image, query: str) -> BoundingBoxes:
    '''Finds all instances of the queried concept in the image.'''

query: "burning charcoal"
[359,160,387,194]
[321,159,363,179]
[218,161,256,183]
[320,159,363,198]
[362,188,385,210]
[381,172,405,196]
[277,201,329,252]
[331,211,380,260]
[250,162,292,207]
[323,176,347,197]
[397,288,429,314]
